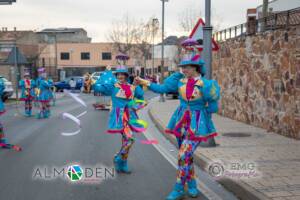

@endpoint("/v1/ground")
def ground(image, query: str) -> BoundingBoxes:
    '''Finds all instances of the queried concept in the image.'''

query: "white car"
[91,72,103,82]
[0,76,14,101]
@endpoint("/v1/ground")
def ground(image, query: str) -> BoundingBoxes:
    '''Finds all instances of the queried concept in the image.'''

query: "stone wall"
[212,27,300,139]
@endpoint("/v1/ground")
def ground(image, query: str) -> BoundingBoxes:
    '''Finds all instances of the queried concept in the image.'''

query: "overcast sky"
[0,0,261,42]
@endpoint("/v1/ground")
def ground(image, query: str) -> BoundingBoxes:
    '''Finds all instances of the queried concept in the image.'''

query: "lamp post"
[152,18,159,76]
[201,0,217,147]
[160,0,169,102]
[0,0,16,5]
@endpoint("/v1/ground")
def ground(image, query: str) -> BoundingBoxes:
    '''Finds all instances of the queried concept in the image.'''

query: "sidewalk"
[149,99,300,200]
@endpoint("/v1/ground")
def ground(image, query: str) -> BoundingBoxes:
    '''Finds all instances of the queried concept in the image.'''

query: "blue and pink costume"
[94,65,144,173]
[19,76,36,116]
[141,47,220,199]
[35,76,53,119]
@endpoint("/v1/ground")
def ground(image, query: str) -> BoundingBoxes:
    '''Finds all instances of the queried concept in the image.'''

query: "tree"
[107,14,140,55]
[134,17,160,74]
[178,6,222,33]
[108,15,160,75]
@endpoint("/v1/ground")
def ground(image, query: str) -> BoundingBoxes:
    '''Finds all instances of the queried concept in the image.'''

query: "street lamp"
[0,0,16,5]
[160,0,169,102]
[201,0,217,147]
[152,18,159,76]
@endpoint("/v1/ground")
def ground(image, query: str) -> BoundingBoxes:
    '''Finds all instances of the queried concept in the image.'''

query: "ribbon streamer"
[64,90,87,107]
[129,119,148,128]
[0,143,22,151]
[76,111,87,118]
[61,112,81,136]
[140,139,159,145]
[128,99,147,111]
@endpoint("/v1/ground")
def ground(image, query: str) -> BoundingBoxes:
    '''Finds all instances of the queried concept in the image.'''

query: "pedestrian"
[94,54,145,174]
[35,71,53,119]
[0,78,22,151]
[135,49,220,199]
[69,78,76,93]
[19,72,36,117]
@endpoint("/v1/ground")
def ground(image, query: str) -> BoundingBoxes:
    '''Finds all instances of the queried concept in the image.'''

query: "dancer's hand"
[134,77,150,86]
[106,65,112,70]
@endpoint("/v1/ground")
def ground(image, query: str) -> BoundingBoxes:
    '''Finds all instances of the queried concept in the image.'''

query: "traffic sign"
[189,18,219,51]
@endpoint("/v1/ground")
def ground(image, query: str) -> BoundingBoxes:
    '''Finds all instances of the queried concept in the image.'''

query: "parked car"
[0,76,14,101]
[91,71,103,83]
[54,76,83,92]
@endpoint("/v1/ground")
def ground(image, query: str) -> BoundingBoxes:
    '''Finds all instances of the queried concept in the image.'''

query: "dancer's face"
[117,73,127,83]
[181,65,198,78]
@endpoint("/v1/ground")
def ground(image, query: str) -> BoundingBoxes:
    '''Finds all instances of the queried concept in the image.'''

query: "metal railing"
[213,7,300,42]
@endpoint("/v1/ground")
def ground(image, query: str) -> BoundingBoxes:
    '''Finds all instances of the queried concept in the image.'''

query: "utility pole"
[160,0,169,102]
[203,0,213,79]
[0,0,16,5]
[14,43,19,99]
[152,18,159,76]
[201,0,217,147]
[262,0,269,31]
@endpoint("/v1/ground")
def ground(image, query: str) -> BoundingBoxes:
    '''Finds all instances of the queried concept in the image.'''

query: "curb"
[148,106,270,200]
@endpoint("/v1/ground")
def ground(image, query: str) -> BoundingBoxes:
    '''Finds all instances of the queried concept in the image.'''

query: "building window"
[60,52,70,60]
[81,52,90,60]
[102,52,112,60]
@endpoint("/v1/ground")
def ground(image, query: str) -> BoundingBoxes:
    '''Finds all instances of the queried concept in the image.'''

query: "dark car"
[54,76,83,92]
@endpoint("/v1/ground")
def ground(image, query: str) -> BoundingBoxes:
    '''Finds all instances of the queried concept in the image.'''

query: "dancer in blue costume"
[19,72,36,117]
[94,54,145,174]
[35,70,53,119]
[0,79,22,151]
[136,39,221,200]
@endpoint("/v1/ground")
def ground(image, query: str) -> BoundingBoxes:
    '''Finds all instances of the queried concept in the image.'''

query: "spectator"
[69,78,76,93]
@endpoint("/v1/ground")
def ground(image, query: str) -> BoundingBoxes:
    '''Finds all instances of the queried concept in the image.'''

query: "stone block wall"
[212,27,300,139]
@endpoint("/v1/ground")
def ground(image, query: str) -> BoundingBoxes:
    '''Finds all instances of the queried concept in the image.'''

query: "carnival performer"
[19,72,36,117]
[94,54,145,174]
[135,39,220,200]
[35,71,53,119]
[83,73,92,93]
[0,79,22,151]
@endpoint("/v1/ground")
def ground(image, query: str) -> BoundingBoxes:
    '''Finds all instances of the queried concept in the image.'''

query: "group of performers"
[0,68,54,152]
[19,68,54,119]
[94,39,220,200]
[1,38,220,200]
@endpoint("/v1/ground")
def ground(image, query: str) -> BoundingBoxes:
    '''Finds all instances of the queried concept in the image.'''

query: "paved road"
[0,92,236,200]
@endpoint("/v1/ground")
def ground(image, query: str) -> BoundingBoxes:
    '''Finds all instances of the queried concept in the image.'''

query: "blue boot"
[120,160,131,174]
[113,155,122,173]
[44,110,50,118]
[166,183,185,200]
[187,179,200,198]
[24,110,30,117]
[36,112,42,119]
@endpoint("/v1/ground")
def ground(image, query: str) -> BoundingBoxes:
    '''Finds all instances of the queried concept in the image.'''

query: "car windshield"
[93,72,101,77]
[0,77,9,82]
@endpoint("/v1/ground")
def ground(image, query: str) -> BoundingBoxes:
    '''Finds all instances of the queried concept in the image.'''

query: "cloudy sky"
[0,0,261,42]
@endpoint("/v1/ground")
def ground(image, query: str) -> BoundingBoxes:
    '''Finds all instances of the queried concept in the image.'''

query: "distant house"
[0,28,40,85]
[256,0,300,18]
[37,28,92,44]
